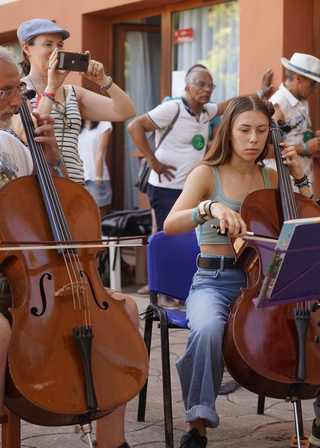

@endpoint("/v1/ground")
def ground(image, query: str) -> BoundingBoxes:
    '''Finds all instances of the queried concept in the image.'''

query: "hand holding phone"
[84,58,106,87]
[56,51,89,72]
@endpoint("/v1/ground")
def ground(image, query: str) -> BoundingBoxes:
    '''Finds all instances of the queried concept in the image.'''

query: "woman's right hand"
[210,202,247,237]
[47,49,70,92]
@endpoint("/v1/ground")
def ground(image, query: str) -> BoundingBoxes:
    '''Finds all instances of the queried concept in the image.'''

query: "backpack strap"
[156,102,180,149]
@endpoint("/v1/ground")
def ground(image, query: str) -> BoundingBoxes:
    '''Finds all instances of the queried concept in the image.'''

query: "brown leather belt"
[197,256,238,270]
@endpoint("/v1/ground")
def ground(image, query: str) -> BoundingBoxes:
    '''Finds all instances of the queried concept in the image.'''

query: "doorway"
[113,18,161,209]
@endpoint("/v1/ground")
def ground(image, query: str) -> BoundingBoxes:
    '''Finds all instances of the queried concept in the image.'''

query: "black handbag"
[101,208,152,237]
[135,158,150,194]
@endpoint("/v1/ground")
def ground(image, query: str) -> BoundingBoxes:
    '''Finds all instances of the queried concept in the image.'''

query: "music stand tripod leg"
[1,407,21,448]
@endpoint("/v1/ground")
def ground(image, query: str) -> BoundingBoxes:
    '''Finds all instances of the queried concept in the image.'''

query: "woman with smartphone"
[12,18,136,448]
[14,17,135,185]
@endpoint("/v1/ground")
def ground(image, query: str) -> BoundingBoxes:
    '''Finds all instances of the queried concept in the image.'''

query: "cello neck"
[19,98,73,245]
[271,121,299,221]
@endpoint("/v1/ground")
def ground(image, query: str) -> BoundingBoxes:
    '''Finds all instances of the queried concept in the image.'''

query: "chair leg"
[257,395,265,415]
[137,306,154,422]
[159,310,174,448]
[2,408,21,448]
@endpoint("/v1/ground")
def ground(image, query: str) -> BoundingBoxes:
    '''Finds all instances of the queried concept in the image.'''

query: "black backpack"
[101,208,152,238]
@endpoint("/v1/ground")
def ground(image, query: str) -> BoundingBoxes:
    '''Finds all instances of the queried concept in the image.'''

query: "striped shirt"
[27,82,84,183]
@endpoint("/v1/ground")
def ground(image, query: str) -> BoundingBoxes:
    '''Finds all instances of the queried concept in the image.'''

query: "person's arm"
[127,113,176,181]
[76,83,135,122]
[35,48,70,116]
[295,133,320,158]
[33,113,68,177]
[281,144,313,198]
[95,127,112,182]
[76,57,135,121]
[216,68,275,116]
[164,164,247,237]
[37,51,135,121]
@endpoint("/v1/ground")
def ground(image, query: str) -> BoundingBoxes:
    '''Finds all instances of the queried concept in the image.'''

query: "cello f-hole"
[30,272,51,316]
[80,271,109,311]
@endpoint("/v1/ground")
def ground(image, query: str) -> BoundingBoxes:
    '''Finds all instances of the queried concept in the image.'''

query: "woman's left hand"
[281,143,304,179]
[84,55,106,86]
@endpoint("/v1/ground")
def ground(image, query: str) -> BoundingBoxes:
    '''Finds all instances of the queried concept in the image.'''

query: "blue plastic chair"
[137,231,199,448]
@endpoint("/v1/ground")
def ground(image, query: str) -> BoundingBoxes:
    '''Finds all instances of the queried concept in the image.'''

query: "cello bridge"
[55,281,88,297]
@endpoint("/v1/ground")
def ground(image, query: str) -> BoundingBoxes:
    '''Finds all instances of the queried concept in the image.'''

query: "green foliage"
[200,1,240,95]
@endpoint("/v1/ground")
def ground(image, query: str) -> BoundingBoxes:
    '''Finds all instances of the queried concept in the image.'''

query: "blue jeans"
[176,256,246,428]
[147,184,182,231]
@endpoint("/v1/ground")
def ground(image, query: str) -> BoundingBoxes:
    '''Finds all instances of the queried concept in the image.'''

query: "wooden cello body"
[1,99,148,426]
[224,189,320,399]
[224,123,320,400]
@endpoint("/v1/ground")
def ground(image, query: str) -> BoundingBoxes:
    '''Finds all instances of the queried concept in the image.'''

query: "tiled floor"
[1,292,316,448]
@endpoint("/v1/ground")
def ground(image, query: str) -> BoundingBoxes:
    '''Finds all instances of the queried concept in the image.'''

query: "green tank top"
[196,166,272,245]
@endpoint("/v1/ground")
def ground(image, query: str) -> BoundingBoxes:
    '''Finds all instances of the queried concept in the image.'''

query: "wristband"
[191,207,206,226]
[302,142,310,157]
[43,91,56,101]
[48,158,64,177]
[294,174,310,188]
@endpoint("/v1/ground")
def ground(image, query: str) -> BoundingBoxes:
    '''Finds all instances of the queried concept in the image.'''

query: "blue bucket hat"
[17,18,70,43]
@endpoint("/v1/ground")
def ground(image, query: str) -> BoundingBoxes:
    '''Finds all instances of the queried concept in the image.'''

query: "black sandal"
[180,428,207,448]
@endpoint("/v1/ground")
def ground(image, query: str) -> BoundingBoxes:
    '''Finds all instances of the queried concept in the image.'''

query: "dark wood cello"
[224,119,320,403]
[1,94,148,426]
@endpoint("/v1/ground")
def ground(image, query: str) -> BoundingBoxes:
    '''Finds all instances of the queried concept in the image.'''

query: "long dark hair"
[203,95,272,166]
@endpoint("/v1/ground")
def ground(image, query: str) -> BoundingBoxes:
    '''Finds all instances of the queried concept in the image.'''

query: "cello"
[1,93,148,426]
[224,119,320,404]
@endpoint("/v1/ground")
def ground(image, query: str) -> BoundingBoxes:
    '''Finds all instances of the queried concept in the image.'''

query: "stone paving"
[0,292,316,448]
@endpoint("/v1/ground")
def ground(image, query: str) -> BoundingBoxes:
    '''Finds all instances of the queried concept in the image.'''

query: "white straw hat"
[281,52,320,83]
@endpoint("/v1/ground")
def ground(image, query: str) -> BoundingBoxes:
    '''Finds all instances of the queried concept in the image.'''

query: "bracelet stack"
[293,174,310,189]
[191,200,217,226]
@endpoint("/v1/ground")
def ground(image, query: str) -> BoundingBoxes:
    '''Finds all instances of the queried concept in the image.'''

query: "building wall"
[1,0,319,198]
[1,0,318,96]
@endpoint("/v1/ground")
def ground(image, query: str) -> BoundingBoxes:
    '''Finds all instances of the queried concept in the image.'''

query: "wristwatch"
[100,76,113,95]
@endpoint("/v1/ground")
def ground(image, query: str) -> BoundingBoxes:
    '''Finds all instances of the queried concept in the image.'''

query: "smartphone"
[56,51,89,72]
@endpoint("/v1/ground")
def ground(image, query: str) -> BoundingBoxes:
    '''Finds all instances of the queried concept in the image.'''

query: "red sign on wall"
[173,28,194,44]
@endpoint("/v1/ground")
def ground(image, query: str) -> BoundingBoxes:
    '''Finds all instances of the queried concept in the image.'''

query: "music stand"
[248,216,320,308]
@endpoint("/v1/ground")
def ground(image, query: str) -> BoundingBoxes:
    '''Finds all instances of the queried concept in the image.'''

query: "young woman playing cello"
[163,95,313,448]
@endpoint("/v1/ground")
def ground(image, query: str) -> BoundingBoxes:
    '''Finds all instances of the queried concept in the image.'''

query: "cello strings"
[272,125,308,313]
[20,102,91,326]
